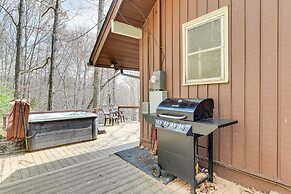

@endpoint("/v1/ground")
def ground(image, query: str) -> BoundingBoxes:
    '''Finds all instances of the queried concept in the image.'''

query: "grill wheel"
[152,164,161,178]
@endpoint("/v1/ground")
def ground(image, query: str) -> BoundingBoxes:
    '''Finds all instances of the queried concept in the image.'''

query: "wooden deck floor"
[0,122,140,184]
[0,122,251,194]
[0,154,242,194]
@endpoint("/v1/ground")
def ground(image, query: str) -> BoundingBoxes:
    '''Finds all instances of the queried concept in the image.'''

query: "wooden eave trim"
[94,63,139,71]
[89,0,157,68]
[89,0,124,64]
[141,0,158,30]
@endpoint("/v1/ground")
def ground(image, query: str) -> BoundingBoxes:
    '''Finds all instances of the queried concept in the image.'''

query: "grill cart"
[144,98,238,194]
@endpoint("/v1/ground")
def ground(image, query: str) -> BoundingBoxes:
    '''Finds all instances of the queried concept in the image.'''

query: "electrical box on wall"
[149,91,167,113]
[151,70,165,90]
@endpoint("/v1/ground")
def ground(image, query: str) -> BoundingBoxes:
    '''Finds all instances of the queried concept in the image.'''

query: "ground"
[0,122,269,194]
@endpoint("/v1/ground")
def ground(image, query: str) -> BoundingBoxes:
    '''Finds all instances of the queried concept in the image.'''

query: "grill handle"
[158,114,186,120]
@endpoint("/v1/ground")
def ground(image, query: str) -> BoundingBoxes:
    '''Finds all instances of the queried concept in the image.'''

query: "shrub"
[0,85,13,116]
[0,85,13,139]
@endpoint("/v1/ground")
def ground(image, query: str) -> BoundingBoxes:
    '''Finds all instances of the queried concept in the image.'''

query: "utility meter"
[150,70,165,90]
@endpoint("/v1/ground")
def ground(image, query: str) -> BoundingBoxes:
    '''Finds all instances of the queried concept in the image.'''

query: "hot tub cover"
[29,112,97,123]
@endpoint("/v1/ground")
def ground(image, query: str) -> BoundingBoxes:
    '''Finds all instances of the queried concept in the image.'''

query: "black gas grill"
[157,98,214,121]
[144,98,237,194]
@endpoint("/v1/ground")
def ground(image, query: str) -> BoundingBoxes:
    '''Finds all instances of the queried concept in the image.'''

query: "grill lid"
[156,98,214,121]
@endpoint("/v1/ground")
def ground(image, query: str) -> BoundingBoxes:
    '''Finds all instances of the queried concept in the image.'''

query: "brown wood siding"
[142,18,150,148]
[188,0,198,99]
[180,0,189,98]
[172,0,180,98]
[278,0,291,185]
[196,0,209,159]
[245,0,260,174]
[165,0,173,97]
[260,0,278,179]
[139,0,291,187]
[217,0,232,166]
[231,0,245,170]
[207,0,220,162]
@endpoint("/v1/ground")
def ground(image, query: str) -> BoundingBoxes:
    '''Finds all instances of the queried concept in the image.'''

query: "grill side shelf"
[143,113,157,125]
[196,118,238,128]
[193,118,238,136]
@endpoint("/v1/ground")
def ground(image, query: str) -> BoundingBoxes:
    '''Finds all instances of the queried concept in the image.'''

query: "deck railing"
[95,105,140,125]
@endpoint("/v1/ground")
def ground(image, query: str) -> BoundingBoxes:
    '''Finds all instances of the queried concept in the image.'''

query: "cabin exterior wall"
[139,0,291,192]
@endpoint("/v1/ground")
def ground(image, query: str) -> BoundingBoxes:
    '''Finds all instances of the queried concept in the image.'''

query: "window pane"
[187,49,221,80]
[187,54,199,80]
[187,18,221,54]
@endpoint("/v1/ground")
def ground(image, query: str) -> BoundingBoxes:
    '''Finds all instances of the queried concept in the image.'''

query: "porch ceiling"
[89,0,156,71]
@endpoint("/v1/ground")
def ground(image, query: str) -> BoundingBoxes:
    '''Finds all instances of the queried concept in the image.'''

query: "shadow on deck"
[0,122,140,185]
[1,141,138,185]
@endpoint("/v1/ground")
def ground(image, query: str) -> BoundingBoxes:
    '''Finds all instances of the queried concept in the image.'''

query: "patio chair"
[111,105,125,123]
[102,105,119,126]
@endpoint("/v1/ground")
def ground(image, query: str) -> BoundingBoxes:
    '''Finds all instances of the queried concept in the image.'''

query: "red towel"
[5,100,30,140]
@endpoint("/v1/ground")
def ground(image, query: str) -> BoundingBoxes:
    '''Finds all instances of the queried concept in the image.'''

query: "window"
[182,6,228,85]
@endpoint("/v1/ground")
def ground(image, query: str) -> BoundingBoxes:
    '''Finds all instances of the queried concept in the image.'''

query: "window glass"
[183,6,228,85]
[187,18,221,54]
[187,49,221,80]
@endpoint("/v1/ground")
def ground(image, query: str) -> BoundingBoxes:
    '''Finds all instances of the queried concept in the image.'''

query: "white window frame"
[182,6,229,85]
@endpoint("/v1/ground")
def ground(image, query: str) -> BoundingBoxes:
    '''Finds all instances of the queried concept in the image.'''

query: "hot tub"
[27,112,98,151]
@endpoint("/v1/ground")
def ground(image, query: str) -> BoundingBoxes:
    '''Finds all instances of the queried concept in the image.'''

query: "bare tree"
[13,0,24,98]
[92,0,104,109]
[0,0,140,113]
[47,0,59,110]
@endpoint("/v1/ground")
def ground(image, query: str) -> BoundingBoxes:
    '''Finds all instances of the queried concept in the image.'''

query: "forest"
[0,0,140,118]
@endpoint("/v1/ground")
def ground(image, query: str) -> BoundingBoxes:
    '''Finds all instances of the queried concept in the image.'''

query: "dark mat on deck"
[115,146,175,184]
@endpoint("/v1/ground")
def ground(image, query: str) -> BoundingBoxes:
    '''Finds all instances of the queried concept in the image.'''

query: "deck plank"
[49,148,68,168]
[70,143,91,158]
[9,154,21,183]
[104,173,152,194]
[16,153,31,180]
[64,164,136,193]
[62,144,85,164]
[23,152,39,177]
[155,179,187,194]
[36,150,54,172]
[0,156,10,183]
[43,149,62,170]
[0,156,119,193]
[0,156,4,182]
[56,146,76,166]
[29,152,47,175]
[123,178,158,194]
[35,159,127,194]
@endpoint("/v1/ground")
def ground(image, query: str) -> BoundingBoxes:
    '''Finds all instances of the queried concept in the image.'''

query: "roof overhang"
[89,0,156,71]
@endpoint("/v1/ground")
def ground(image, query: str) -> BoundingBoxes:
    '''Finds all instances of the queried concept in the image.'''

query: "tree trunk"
[22,7,29,98]
[47,0,59,110]
[92,0,104,109]
[14,0,24,99]
[82,62,88,106]
[92,68,99,109]
[98,68,104,108]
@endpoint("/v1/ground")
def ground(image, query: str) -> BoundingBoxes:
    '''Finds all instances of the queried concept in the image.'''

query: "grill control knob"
[163,121,169,127]
[179,124,185,130]
[156,120,161,126]
[172,123,177,129]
